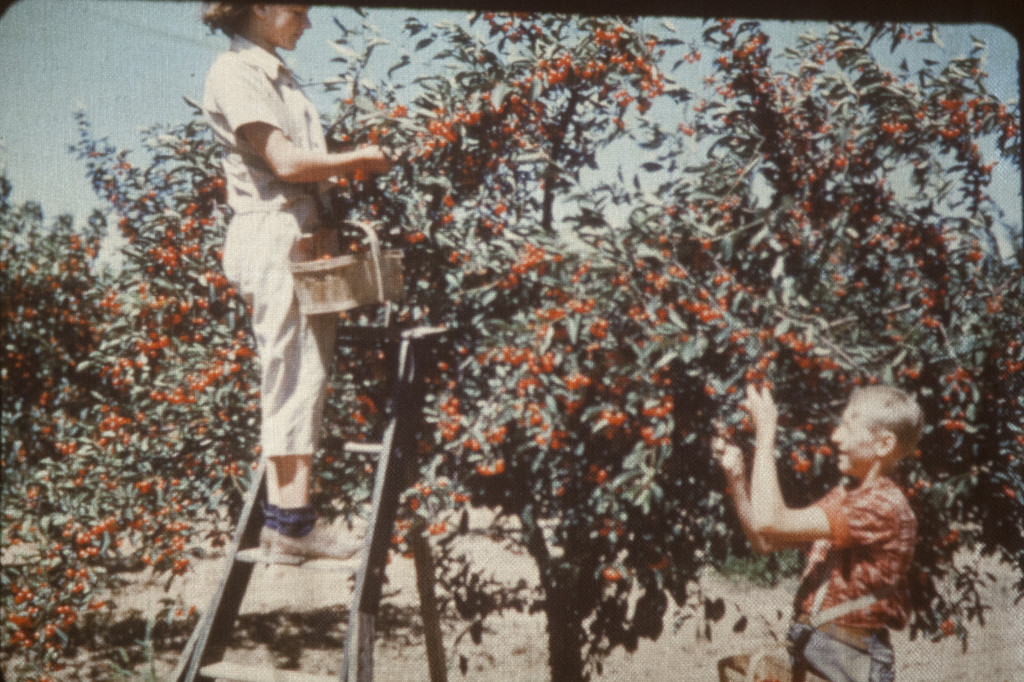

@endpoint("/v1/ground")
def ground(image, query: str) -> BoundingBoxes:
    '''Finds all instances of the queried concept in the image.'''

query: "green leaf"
[330,42,361,61]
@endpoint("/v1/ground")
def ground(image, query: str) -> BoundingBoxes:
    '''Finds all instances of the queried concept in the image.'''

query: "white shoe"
[260,520,365,562]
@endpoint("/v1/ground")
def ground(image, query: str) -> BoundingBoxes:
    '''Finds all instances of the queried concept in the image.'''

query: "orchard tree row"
[3,13,1021,682]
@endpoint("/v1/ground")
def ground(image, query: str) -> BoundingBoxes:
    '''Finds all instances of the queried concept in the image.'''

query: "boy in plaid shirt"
[717,384,923,682]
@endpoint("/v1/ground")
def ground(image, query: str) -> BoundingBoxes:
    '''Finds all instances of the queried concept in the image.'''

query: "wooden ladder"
[172,324,447,682]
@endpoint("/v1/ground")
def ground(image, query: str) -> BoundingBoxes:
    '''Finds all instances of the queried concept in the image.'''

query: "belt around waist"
[796,614,886,653]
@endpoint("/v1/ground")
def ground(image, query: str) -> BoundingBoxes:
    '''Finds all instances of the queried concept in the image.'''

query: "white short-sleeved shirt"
[203,36,328,226]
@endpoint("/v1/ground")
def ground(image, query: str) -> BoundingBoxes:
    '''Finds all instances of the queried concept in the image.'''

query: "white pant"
[223,211,336,456]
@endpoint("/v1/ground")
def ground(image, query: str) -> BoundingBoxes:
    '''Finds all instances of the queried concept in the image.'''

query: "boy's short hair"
[848,385,925,459]
[201,2,252,38]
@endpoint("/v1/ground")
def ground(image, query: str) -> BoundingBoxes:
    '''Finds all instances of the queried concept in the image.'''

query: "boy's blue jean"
[787,621,895,682]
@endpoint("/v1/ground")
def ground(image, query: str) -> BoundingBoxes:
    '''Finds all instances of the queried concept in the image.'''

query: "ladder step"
[199,662,336,682]
[235,548,361,573]
[335,323,446,344]
[401,324,447,339]
[344,441,383,455]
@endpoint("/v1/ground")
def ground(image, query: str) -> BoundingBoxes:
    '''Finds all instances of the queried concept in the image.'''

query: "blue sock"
[263,503,281,531]
[276,505,317,538]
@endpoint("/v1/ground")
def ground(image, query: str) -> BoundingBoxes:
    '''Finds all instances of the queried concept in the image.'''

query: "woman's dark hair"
[201,2,252,38]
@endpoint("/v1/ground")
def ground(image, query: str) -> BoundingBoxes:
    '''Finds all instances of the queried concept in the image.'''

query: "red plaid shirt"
[794,476,917,630]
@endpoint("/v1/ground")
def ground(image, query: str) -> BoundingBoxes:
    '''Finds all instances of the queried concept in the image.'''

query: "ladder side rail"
[341,413,397,681]
[173,458,268,682]
[360,333,428,610]
[342,333,434,681]
[395,327,449,682]
[358,335,419,612]
[341,339,409,681]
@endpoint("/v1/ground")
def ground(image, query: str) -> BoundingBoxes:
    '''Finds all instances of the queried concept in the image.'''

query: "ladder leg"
[342,332,436,681]
[172,458,267,682]
[408,518,447,682]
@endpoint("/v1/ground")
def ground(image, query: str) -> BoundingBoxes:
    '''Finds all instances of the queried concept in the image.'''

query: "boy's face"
[830,401,893,479]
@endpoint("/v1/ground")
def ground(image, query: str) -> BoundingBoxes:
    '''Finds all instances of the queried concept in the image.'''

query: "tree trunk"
[522,512,588,682]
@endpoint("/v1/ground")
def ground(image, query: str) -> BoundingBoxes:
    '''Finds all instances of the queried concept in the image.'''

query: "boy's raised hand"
[743,384,778,435]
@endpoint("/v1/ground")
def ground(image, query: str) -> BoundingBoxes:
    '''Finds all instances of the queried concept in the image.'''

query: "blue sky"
[1,1,1020,239]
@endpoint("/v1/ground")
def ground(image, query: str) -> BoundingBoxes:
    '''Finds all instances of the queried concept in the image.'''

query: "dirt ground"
[12,510,1023,681]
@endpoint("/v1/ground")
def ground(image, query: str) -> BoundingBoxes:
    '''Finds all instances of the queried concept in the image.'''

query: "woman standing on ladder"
[201,3,392,559]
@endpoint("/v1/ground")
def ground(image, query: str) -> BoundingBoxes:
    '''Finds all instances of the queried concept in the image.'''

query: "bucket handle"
[350,221,385,302]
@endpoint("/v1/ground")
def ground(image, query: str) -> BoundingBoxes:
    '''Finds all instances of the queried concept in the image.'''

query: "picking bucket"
[290,222,404,315]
